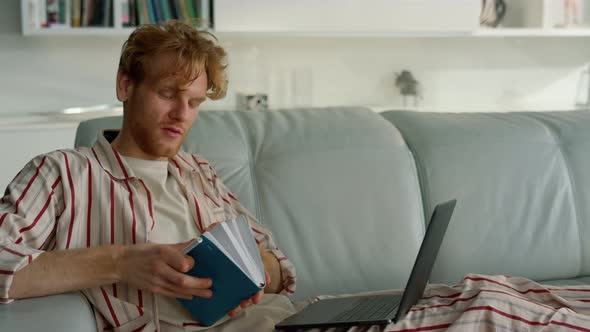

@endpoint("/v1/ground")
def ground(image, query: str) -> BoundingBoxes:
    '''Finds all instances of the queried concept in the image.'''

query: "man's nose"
[170,100,190,120]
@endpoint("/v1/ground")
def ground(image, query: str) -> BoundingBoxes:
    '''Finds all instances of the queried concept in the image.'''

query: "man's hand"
[116,240,213,300]
[258,243,283,294]
[226,242,282,318]
[227,270,271,318]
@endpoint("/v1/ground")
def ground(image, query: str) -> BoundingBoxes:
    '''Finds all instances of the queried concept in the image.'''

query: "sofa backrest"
[75,108,425,300]
[381,110,590,284]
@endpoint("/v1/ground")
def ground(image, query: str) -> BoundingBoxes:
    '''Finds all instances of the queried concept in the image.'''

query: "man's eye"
[160,91,175,99]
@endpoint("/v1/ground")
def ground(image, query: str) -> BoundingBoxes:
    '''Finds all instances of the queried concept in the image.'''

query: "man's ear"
[116,70,133,102]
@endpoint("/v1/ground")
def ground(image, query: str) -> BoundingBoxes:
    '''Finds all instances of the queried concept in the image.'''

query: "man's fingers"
[160,245,194,273]
[228,306,240,317]
[170,239,196,252]
[240,299,251,308]
[251,290,263,305]
[150,277,194,299]
[163,283,213,299]
[159,261,212,291]
[153,286,193,300]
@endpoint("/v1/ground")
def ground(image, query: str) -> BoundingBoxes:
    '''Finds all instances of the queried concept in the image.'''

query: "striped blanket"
[302,274,590,332]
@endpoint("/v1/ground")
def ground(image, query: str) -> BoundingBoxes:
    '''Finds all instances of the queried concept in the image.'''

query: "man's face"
[117,54,208,160]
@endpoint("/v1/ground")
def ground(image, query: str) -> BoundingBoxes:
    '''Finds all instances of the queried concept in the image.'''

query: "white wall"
[222,36,590,112]
[3,1,590,114]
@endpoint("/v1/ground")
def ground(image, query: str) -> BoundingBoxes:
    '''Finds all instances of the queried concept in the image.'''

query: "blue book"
[178,215,266,327]
[146,0,156,23]
[150,0,163,22]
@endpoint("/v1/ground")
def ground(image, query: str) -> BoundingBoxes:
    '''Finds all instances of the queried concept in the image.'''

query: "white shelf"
[214,30,474,39]
[474,28,590,37]
[23,27,590,38]
[20,0,590,38]
[23,27,135,36]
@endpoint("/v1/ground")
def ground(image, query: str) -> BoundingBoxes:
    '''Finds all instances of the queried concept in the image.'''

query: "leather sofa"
[3,107,589,331]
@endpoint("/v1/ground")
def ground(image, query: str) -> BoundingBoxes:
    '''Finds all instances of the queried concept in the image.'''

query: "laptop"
[275,199,457,331]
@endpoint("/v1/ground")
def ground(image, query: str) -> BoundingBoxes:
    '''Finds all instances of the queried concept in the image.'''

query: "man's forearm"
[261,250,282,294]
[8,245,122,300]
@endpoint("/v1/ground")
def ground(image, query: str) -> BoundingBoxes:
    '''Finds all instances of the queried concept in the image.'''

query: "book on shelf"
[177,215,266,327]
[25,0,212,31]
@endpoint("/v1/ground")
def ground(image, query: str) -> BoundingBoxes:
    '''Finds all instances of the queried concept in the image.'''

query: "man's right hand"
[115,240,213,300]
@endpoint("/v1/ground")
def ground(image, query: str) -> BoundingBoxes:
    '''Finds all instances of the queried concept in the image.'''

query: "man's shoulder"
[42,147,94,161]
[31,147,96,169]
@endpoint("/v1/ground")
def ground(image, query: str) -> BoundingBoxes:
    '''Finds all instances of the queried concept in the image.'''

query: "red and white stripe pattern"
[0,132,296,331]
[310,274,590,332]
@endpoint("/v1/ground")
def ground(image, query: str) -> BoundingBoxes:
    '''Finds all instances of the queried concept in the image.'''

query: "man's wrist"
[111,245,125,283]
[260,249,283,293]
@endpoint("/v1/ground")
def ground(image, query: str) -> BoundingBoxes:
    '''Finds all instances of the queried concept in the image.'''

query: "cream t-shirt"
[121,155,200,329]
[120,156,297,331]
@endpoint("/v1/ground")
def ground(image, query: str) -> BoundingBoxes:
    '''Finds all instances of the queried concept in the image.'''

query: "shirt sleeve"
[200,161,297,296]
[0,154,64,303]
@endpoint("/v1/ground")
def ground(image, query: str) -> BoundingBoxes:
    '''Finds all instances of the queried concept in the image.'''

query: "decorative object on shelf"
[395,70,422,108]
[480,0,506,28]
[556,0,581,28]
[237,93,268,111]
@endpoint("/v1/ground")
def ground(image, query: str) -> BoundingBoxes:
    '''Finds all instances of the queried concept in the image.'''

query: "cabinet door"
[214,0,480,33]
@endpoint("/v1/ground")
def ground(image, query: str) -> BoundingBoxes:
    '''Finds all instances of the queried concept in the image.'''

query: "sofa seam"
[526,114,584,278]
[240,113,265,223]
[405,148,428,234]
[381,114,431,227]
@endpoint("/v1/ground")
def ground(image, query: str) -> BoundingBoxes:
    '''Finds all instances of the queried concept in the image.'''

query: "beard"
[131,122,184,159]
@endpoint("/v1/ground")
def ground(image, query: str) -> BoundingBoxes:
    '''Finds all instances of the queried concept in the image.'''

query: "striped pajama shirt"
[0,132,296,331]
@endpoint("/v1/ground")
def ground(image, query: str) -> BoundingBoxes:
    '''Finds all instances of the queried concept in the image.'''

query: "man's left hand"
[227,270,271,317]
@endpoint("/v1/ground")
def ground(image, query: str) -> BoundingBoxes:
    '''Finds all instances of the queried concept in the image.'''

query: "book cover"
[146,0,156,24]
[121,0,130,26]
[178,0,190,22]
[152,0,164,22]
[137,0,149,25]
[185,0,196,19]
[169,0,181,20]
[46,0,59,26]
[178,215,266,327]
[160,0,172,21]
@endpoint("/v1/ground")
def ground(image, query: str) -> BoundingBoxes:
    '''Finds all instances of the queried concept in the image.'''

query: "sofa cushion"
[540,276,590,287]
[381,111,585,284]
[76,108,425,300]
[0,292,96,332]
[524,112,590,277]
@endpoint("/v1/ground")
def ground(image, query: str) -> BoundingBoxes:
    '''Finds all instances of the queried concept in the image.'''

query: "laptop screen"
[394,199,456,321]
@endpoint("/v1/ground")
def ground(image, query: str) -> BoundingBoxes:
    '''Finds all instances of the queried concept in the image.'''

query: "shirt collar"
[91,130,198,181]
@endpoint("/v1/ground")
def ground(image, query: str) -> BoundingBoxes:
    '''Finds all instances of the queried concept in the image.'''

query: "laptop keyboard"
[328,296,400,323]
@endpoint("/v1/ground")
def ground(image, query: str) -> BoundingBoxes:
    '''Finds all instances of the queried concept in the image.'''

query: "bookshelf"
[21,0,212,36]
[20,0,590,37]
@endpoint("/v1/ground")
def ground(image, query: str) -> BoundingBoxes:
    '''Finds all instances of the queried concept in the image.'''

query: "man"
[0,21,296,331]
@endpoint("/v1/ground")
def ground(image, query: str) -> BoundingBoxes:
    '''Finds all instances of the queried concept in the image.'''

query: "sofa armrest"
[0,292,96,332]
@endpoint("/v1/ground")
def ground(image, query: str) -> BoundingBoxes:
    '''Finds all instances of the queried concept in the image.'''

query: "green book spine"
[59,0,66,24]
[185,0,196,19]
[193,0,201,19]
[147,0,156,23]
[136,0,145,24]
[160,0,172,20]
